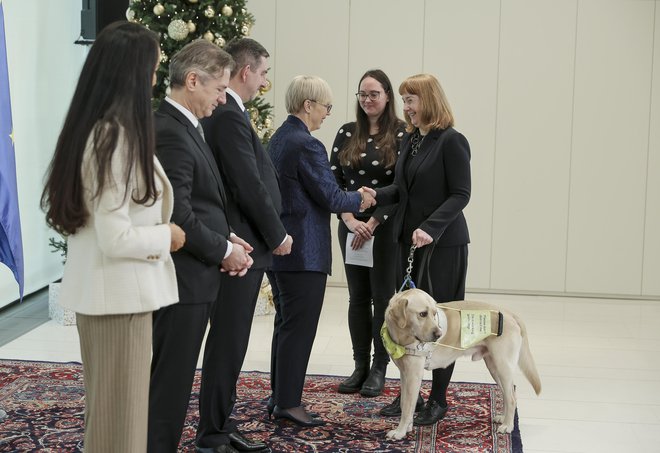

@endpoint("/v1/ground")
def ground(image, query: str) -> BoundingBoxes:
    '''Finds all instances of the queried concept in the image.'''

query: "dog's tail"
[515,314,542,395]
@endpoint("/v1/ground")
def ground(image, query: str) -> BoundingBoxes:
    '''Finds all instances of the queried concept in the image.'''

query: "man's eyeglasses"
[355,91,382,102]
[310,100,332,114]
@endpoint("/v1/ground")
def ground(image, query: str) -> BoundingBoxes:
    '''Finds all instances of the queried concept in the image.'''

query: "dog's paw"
[496,423,514,434]
[386,429,407,440]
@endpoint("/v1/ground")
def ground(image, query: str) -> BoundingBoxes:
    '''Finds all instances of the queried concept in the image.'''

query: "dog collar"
[380,323,406,359]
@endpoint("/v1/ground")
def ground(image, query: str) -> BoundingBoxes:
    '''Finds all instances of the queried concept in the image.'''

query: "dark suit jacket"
[201,95,286,270]
[155,100,231,303]
[377,127,471,246]
[268,115,362,274]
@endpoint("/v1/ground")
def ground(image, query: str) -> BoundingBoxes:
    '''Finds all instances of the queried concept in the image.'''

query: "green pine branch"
[128,0,274,143]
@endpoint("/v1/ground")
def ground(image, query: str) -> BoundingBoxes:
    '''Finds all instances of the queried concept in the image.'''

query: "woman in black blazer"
[375,73,471,426]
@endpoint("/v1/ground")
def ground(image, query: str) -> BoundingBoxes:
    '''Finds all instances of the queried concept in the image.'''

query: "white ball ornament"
[221,5,233,16]
[204,6,215,18]
[167,19,189,41]
[153,3,165,15]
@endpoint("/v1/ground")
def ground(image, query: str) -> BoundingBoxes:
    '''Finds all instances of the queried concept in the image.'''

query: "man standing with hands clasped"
[195,38,290,453]
[147,40,253,453]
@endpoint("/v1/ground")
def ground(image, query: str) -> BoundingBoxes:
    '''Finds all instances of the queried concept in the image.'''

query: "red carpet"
[0,359,522,452]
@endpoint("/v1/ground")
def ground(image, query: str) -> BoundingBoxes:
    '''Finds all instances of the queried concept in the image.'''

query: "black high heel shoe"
[272,405,325,427]
[267,397,319,418]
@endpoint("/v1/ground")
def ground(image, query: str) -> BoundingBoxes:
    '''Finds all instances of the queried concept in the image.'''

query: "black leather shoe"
[413,399,448,426]
[378,393,424,416]
[272,405,325,427]
[228,432,269,452]
[195,445,239,453]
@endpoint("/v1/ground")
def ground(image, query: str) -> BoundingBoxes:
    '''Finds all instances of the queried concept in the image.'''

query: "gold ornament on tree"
[203,31,215,42]
[221,5,233,16]
[167,19,189,41]
[204,6,215,18]
[153,3,165,15]
[126,8,136,22]
[259,79,272,95]
[188,0,199,3]
[241,24,250,35]
[186,21,196,33]
[215,36,226,47]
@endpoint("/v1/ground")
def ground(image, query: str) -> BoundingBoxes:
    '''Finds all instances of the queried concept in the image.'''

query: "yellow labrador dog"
[383,289,541,440]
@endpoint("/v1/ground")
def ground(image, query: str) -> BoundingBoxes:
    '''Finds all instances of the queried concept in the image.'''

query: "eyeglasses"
[310,100,332,114]
[355,91,382,102]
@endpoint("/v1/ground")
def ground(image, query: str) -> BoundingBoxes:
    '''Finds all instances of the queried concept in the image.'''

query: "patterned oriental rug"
[0,359,523,452]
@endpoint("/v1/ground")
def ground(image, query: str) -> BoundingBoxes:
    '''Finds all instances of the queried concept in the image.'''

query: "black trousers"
[401,243,468,405]
[338,220,397,366]
[268,270,327,408]
[148,302,211,453]
[196,269,264,448]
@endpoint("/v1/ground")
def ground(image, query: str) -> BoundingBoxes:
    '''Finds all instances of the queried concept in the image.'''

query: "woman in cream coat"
[41,22,185,453]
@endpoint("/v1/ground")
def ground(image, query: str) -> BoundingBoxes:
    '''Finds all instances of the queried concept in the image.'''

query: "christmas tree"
[127,0,274,143]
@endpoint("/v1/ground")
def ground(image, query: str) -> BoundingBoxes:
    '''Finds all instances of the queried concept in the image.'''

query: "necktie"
[243,109,251,123]
[196,123,205,142]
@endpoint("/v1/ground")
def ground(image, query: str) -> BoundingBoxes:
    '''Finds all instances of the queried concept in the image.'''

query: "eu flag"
[0,2,24,300]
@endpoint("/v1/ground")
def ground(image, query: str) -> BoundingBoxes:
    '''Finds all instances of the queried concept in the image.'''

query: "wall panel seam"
[641,0,657,294]
[488,0,503,289]
[564,0,580,293]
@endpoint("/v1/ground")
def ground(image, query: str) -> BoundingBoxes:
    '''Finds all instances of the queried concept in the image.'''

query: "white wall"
[0,1,86,308]
[1,0,658,307]
[248,0,660,299]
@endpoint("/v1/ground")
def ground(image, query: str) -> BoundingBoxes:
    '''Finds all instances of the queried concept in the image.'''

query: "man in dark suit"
[148,40,253,453]
[195,38,289,453]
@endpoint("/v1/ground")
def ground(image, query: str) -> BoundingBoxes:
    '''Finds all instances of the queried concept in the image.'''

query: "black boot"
[359,362,386,397]
[338,361,369,394]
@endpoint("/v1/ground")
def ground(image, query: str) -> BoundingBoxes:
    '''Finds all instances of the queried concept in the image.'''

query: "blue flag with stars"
[0,1,24,300]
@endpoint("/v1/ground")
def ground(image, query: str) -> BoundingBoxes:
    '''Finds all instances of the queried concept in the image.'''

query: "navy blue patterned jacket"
[269,115,362,274]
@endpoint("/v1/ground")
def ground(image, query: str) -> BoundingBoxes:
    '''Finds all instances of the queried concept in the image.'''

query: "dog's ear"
[390,297,409,329]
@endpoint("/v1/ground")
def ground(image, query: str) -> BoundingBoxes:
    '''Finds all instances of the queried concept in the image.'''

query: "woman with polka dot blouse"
[330,69,406,398]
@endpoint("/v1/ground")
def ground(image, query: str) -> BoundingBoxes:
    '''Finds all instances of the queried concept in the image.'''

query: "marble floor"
[0,287,659,453]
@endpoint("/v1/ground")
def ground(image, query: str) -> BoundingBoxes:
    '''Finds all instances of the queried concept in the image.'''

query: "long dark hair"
[41,21,160,235]
[339,69,402,169]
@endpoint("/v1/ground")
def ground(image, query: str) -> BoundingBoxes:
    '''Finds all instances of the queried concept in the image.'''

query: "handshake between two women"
[357,186,377,212]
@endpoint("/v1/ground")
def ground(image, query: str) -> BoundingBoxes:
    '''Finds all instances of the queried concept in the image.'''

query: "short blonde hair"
[399,73,454,132]
[285,75,333,114]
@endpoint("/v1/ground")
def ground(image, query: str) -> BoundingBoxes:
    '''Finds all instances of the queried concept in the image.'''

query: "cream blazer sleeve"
[59,130,179,315]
